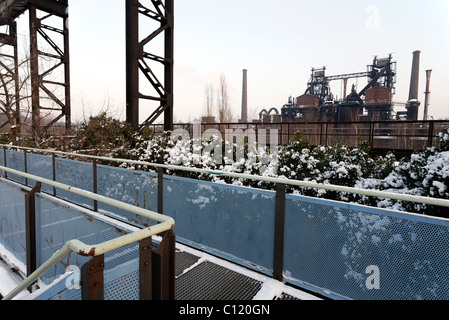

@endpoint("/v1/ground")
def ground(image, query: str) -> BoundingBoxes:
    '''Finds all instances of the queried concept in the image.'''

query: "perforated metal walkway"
[173,243,320,301]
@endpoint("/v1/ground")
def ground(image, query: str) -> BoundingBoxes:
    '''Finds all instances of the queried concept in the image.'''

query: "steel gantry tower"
[0,0,174,141]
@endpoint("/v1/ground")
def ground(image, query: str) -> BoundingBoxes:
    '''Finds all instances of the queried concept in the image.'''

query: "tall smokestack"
[408,50,421,101]
[241,69,248,123]
[407,50,421,121]
[423,69,432,121]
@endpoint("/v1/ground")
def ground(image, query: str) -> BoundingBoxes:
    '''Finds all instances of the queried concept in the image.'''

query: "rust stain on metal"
[78,247,97,257]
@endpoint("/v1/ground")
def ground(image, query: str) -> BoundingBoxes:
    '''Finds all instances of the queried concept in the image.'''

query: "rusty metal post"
[273,183,286,282]
[139,236,153,300]
[152,230,176,300]
[81,255,105,300]
[25,182,41,287]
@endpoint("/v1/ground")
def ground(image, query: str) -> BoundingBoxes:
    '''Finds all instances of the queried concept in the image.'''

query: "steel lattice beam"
[126,0,174,132]
[0,20,20,131]
[28,0,71,142]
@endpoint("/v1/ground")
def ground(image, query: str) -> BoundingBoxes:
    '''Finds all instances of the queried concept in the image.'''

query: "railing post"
[3,147,7,179]
[25,182,41,290]
[24,150,28,186]
[158,167,164,214]
[273,183,286,282]
[81,255,105,300]
[52,154,56,196]
[139,236,153,300]
[152,230,176,300]
[93,160,98,212]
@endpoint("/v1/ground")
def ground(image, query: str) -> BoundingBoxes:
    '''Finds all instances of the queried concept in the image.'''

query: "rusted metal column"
[81,255,105,300]
[125,0,139,131]
[164,0,174,132]
[62,1,71,131]
[29,4,41,143]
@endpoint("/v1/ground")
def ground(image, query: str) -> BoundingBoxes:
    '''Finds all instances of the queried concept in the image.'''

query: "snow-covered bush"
[99,124,449,217]
[438,127,449,152]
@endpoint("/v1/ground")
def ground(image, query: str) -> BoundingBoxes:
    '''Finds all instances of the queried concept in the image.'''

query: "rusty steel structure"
[0,0,70,141]
[126,0,174,132]
[0,18,20,131]
[0,0,174,140]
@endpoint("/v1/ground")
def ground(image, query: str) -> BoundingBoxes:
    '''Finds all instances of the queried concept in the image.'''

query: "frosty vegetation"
[43,113,449,217]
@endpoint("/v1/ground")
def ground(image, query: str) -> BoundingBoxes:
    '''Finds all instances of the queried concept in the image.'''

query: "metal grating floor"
[173,248,316,300]
[175,258,262,300]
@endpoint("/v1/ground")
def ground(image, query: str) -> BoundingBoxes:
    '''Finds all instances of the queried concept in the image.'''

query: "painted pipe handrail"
[0,165,175,300]
[2,144,449,209]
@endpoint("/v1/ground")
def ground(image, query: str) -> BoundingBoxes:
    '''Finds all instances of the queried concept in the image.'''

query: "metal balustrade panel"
[163,175,276,274]
[284,194,449,300]
[0,179,27,266]
[26,153,53,194]
[54,158,94,209]
[96,164,158,227]
[35,193,136,285]
[4,150,25,184]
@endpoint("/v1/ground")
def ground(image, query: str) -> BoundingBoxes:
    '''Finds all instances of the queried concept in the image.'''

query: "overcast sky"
[15,0,449,123]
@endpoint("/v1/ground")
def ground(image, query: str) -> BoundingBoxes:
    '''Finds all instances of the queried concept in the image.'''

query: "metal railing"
[2,143,449,210]
[3,144,449,300]
[0,165,175,300]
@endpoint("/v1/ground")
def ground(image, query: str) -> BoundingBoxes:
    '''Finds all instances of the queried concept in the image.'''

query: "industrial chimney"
[240,69,248,123]
[407,50,421,121]
[423,69,432,121]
